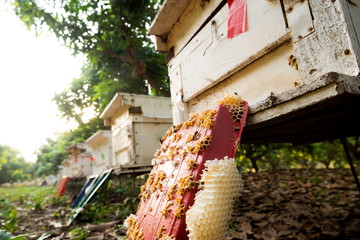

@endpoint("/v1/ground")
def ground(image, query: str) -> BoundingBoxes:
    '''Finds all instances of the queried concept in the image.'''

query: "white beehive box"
[149,0,360,143]
[100,93,173,169]
[86,130,113,175]
[59,159,72,177]
[66,143,93,177]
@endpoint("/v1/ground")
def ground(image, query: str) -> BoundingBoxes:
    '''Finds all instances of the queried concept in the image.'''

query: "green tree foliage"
[34,118,105,177]
[10,0,168,176]
[11,0,169,101]
[345,137,360,163]
[236,139,352,172]
[0,145,32,184]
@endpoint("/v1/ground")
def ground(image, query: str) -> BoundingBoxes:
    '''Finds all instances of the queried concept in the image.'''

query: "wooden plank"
[112,123,131,153]
[133,121,172,165]
[285,0,314,42]
[169,65,189,124]
[341,0,360,70]
[148,0,191,36]
[242,90,360,144]
[187,42,301,116]
[283,0,304,10]
[167,0,224,56]
[172,0,289,102]
[292,0,360,85]
[248,84,339,126]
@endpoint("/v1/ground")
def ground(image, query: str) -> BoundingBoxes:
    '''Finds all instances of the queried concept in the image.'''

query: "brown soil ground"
[13,168,360,240]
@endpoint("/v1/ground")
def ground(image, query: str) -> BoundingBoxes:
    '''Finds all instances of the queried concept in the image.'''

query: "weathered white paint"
[187,42,301,116]
[62,143,93,178]
[286,0,314,42]
[168,0,289,102]
[149,0,360,142]
[86,130,113,175]
[291,0,360,85]
[101,93,173,168]
[169,64,189,124]
[148,0,191,36]
[167,0,224,56]
[100,92,172,127]
[132,116,173,165]
[341,0,360,72]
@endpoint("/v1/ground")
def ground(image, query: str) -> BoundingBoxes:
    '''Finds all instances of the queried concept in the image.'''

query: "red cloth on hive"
[227,0,247,38]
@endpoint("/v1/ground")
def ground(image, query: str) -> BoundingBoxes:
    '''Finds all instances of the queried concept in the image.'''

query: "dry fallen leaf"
[240,221,252,234]
[244,212,266,220]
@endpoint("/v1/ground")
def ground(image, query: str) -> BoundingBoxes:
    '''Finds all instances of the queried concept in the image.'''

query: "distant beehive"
[148,0,360,143]
[64,143,93,178]
[100,93,173,169]
[86,130,113,175]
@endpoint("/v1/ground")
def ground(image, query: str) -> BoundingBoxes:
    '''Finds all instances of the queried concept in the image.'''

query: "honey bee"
[156,225,166,238]
[177,174,195,195]
[186,158,197,171]
[174,204,185,218]
[160,202,173,216]
[166,184,177,201]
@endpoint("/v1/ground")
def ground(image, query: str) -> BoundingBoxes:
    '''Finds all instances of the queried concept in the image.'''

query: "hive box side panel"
[122,94,172,118]
[291,0,360,84]
[79,154,93,177]
[167,0,223,56]
[111,107,130,131]
[92,142,112,175]
[133,121,173,165]
[187,42,301,117]
[168,0,289,102]
[114,149,131,167]
[342,0,360,70]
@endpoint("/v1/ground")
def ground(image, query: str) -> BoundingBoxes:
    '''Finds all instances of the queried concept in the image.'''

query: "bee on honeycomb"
[197,109,217,129]
[124,214,145,240]
[177,174,195,195]
[156,225,166,239]
[171,133,182,142]
[150,171,166,192]
[160,202,173,216]
[156,225,175,240]
[186,158,197,171]
[192,135,212,153]
[183,113,199,129]
[174,204,185,218]
[186,134,194,143]
[166,184,177,201]
[218,94,245,122]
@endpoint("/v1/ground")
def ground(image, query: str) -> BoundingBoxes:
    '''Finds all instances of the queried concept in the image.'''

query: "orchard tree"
[0,144,32,184]
[11,0,169,124]
[10,0,169,175]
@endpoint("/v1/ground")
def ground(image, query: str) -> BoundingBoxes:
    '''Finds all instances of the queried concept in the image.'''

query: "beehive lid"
[148,0,191,36]
[86,130,111,148]
[67,143,88,155]
[100,92,172,126]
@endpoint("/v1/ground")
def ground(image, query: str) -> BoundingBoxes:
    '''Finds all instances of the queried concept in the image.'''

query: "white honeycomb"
[124,214,144,240]
[186,157,243,240]
[218,94,245,122]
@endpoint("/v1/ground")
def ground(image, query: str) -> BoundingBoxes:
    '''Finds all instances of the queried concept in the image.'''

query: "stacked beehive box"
[100,93,173,170]
[65,143,93,178]
[148,0,360,143]
[86,130,113,175]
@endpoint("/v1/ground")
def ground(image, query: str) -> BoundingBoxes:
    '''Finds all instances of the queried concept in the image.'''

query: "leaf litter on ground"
[2,169,359,240]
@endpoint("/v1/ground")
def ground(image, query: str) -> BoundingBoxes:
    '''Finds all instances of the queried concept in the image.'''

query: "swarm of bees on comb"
[124,94,247,240]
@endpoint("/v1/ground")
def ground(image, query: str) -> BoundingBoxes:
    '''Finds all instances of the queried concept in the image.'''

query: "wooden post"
[341,138,360,195]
